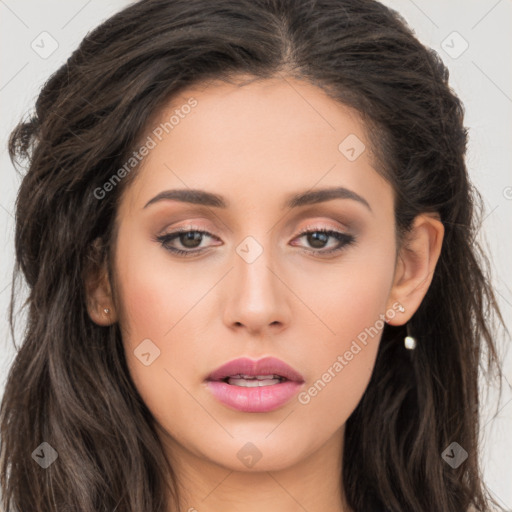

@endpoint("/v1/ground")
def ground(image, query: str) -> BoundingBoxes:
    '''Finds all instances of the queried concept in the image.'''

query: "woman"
[0,0,507,510]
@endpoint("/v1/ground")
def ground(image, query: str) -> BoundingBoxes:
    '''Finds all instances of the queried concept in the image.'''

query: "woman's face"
[111,76,400,472]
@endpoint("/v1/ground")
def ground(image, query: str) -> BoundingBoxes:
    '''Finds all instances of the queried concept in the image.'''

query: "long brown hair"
[1,0,507,510]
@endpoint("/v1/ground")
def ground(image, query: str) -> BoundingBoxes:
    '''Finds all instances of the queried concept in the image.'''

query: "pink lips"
[205,356,305,413]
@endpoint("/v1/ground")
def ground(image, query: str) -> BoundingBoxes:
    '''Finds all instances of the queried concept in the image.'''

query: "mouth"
[206,356,304,384]
[205,356,304,413]
[219,374,288,387]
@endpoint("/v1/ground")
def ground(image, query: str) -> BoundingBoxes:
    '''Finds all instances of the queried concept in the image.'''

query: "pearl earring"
[103,307,110,315]
[404,323,417,350]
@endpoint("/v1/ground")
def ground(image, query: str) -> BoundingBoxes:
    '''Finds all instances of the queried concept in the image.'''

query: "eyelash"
[156,225,356,258]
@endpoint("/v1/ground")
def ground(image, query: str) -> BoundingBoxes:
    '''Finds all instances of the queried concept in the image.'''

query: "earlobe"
[386,213,444,325]
[87,299,116,326]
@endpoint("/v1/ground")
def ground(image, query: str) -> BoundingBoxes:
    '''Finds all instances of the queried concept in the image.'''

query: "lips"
[206,356,304,383]
[205,357,305,413]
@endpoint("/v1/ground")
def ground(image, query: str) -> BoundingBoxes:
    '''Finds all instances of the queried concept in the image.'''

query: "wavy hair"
[1,0,506,510]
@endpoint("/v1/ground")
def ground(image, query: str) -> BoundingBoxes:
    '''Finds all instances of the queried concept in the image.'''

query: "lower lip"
[206,380,303,413]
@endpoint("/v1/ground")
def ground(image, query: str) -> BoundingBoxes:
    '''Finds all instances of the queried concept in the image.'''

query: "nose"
[223,237,291,336]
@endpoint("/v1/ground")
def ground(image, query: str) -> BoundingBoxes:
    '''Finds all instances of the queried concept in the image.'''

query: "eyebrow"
[143,186,372,212]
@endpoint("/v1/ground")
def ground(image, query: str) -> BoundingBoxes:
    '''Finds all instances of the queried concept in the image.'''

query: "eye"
[155,226,356,257]
[291,227,356,256]
[156,228,219,257]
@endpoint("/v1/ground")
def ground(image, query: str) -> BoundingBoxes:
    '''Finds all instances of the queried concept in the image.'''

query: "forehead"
[119,76,392,217]
[155,76,369,154]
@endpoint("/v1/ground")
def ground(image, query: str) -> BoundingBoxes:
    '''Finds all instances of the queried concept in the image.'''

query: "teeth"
[227,377,282,387]
[233,374,279,380]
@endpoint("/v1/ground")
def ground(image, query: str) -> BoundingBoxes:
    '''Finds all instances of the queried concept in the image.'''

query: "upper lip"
[206,356,304,383]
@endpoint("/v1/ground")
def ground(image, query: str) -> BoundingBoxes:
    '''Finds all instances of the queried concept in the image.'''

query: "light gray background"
[1,0,511,508]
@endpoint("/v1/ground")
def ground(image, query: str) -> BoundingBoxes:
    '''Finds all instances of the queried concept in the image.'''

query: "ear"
[84,238,117,326]
[386,213,444,325]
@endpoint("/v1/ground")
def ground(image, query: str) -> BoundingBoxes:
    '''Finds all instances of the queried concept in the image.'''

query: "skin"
[86,75,444,512]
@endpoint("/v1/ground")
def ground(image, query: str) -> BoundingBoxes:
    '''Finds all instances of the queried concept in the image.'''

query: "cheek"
[304,236,395,351]
[112,226,208,414]
[114,223,190,340]
[295,242,395,423]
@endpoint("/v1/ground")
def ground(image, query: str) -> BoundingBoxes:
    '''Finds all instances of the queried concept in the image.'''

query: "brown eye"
[306,231,330,249]
[292,228,356,256]
[177,231,203,249]
[156,229,218,256]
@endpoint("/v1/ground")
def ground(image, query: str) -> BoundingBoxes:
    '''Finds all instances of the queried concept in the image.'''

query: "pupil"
[181,232,202,248]
[308,232,328,248]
